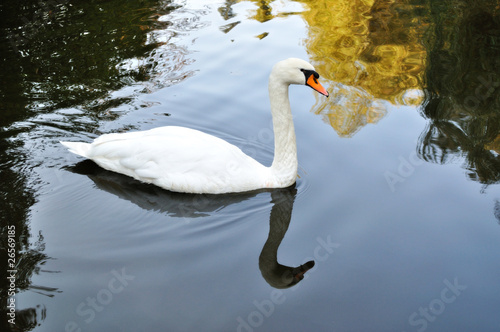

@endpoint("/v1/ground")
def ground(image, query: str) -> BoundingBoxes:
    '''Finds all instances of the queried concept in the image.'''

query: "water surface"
[1,0,500,331]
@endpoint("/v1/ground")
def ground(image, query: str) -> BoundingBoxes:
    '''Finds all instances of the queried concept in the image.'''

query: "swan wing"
[76,126,269,193]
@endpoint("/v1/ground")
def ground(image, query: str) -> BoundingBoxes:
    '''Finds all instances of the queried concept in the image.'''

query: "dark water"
[1,0,500,331]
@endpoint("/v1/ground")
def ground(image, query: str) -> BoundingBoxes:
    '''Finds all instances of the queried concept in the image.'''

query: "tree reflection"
[0,125,57,331]
[300,0,428,136]
[0,0,193,124]
[244,0,275,23]
[419,2,500,186]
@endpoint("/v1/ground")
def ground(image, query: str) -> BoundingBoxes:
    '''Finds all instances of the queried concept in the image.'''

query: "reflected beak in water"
[306,73,329,97]
[293,260,316,281]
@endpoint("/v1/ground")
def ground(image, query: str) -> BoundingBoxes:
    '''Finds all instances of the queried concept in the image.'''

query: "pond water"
[2,0,500,331]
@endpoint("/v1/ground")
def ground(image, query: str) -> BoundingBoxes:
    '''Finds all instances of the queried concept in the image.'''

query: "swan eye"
[300,69,319,84]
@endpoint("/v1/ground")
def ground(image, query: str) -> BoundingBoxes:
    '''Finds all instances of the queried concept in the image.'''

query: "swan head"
[271,58,329,97]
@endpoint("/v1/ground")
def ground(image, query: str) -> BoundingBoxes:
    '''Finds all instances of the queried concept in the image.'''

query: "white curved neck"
[268,75,298,187]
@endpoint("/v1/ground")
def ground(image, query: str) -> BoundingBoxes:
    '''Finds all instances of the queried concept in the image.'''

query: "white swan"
[61,58,328,194]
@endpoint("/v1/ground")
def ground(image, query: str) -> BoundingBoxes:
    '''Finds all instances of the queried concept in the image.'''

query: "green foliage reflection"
[419,1,500,186]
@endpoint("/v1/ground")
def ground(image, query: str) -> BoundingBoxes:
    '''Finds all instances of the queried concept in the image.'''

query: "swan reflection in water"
[259,187,315,288]
[67,160,315,288]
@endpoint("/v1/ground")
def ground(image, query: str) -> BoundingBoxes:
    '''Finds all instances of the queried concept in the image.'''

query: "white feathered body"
[61,126,275,194]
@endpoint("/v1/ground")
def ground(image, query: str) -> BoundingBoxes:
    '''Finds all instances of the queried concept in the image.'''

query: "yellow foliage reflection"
[241,0,305,22]
[245,0,275,22]
[298,0,429,136]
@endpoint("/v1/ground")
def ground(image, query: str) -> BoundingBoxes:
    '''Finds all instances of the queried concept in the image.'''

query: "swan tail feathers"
[60,141,92,158]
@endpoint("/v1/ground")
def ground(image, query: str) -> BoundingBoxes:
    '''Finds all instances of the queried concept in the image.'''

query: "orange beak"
[306,74,329,97]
